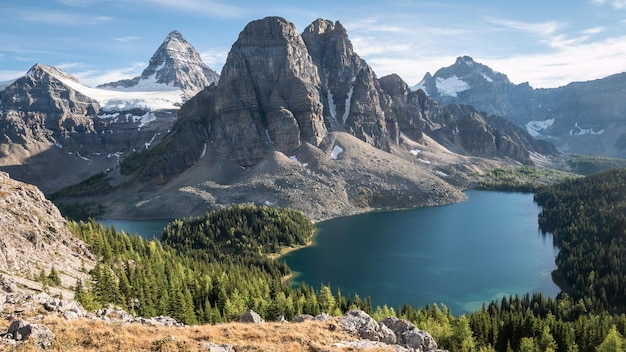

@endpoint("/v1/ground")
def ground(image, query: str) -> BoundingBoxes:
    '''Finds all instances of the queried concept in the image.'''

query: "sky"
[1,0,626,89]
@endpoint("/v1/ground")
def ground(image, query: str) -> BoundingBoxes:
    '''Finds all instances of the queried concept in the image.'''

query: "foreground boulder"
[2,320,55,349]
[339,310,396,345]
[239,309,264,324]
[339,310,444,351]
[382,316,439,351]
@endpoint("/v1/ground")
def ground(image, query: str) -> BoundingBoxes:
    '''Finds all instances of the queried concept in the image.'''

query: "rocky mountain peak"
[207,16,326,166]
[414,55,513,99]
[302,18,398,150]
[98,30,219,99]
[0,63,100,147]
[26,63,81,84]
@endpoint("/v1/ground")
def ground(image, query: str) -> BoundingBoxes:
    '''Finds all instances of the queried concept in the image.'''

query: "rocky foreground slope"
[0,171,445,351]
[0,171,93,286]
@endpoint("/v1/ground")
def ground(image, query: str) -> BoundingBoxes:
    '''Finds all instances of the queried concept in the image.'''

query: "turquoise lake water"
[283,190,560,314]
[98,190,560,314]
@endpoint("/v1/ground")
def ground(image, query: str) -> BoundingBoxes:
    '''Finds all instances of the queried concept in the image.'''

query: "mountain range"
[0,30,216,193]
[415,55,626,157]
[0,16,592,221]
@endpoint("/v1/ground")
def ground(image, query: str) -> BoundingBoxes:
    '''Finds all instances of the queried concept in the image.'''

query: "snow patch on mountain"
[411,79,427,93]
[525,118,555,137]
[331,145,343,160]
[435,76,469,97]
[570,122,604,136]
[480,73,494,82]
[59,76,183,112]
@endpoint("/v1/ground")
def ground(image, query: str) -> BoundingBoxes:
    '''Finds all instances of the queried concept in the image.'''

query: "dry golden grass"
[0,314,397,352]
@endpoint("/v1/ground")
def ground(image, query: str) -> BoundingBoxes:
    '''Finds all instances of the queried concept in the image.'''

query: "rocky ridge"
[1,17,561,220]
[106,17,558,221]
[0,30,219,193]
[0,286,446,352]
[0,171,94,285]
[0,64,100,149]
[416,56,626,157]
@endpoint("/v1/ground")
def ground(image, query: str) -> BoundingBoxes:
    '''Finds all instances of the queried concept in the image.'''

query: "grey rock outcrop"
[239,309,264,323]
[381,316,439,351]
[204,342,236,352]
[302,19,398,151]
[44,298,88,320]
[3,320,55,349]
[99,30,219,99]
[213,17,327,166]
[339,310,396,345]
[0,64,100,148]
[0,172,94,284]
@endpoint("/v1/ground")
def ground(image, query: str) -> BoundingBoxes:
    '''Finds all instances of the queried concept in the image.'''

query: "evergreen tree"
[596,326,624,352]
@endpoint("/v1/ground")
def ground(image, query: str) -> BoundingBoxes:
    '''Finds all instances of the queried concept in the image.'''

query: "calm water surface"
[283,190,560,314]
[96,219,172,240]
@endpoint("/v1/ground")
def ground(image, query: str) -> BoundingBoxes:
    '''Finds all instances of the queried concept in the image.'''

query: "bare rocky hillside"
[0,171,93,287]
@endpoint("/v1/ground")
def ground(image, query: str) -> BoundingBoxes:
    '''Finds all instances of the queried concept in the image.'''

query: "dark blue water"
[96,219,172,240]
[283,190,560,314]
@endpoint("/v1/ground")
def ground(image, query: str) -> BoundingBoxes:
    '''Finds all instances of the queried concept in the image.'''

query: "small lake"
[96,219,172,240]
[283,190,560,314]
[96,191,560,315]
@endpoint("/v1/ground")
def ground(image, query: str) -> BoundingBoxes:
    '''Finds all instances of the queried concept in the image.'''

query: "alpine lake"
[98,190,560,315]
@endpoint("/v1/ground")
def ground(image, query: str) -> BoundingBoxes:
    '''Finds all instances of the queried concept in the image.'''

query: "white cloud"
[200,48,229,73]
[488,18,562,37]
[350,37,412,56]
[344,18,404,33]
[591,0,626,9]
[138,0,246,18]
[113,36,142,42]
[71,62,146,86]
[21,11,112,25]
[486,35,626,88]
[0,70,26,82]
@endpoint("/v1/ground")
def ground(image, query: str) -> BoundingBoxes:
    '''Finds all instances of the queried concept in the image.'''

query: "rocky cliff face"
[0,64,101,149]
[379,73,557,164]
[212,17,327,166]
[417,56,626,157]
[0,171,93,286]
[302,19,398,151]
[0,63,180,193]
[98,30,219,99]
[414,56,540,123]
[110,16,559,221]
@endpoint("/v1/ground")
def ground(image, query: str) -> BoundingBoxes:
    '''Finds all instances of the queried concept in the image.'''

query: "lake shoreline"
[282,190,561,315]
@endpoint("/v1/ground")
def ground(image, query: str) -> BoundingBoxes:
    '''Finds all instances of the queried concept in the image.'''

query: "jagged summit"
[26,63,82,84]
[413,55,513,98]
[98,30,219,99]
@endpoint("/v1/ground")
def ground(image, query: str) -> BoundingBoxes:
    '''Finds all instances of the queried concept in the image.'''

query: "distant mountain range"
[0,30,218,192]
[1,16,606,221]
[415,56,626,157]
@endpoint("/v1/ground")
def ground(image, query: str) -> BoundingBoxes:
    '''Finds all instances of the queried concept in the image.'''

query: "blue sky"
[1,0,626,88]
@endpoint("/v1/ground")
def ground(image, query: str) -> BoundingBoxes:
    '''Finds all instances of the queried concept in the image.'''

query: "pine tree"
[596,325,624,352]
[48,266,61,286]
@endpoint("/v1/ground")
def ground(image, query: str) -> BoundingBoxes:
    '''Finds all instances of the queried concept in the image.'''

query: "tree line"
[69,175,626,351]
[534,167,626,314]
